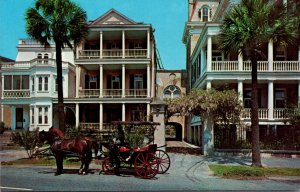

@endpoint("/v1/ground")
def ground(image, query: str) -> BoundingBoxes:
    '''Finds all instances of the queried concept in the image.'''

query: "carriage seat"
[134,144,157,153]
[119,146,130,152]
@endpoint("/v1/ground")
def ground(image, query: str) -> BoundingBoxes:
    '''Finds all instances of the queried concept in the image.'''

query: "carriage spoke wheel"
[102,157,114,175]
[155,150,171,174]
[134,152,158,179]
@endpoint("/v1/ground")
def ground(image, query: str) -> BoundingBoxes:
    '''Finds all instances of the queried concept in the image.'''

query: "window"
[111,75,120,89]
[31,77,35,91]
[38,77,43,91]
[44,77,48,91]
[31,108,34,124]
[275,47,286,61]
[22,75,29,89]
[44,107,48,124]
[244,90,252,108]
[37,53,42,64]
[38,107,42,124]
[163,85,181,99]
[202,7,209,22]
[275,90,285,108]
[4,75,12,90]
[212,51,222,61]
[89,76,97,89]
[55,78,58,92]
[134,75,143,89]
[13,75,21,90]
[44,53,49,64]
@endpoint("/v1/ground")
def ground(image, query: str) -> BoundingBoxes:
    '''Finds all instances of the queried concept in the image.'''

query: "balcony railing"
[77,49,148,59]
[273,108,296,119]
[243,108,268,119]
[2,58,71,69]
[3,90,30,98]
[210,60,300,72]
[125,89,147,98]
[79,89,100,98]
[125,49,147,58]
[103,89,122,97]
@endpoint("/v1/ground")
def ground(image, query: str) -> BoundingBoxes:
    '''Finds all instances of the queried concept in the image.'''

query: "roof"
[0,56,14,62]
[88,9,138,27]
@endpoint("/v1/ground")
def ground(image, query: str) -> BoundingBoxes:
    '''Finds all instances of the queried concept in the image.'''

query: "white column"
[1,75,4,98]
[34,106,38,130]
[268,80,274,120]
[201,48,205,74]
[29,106,32,130]
[147,29,151,59]
[1,105,3,122]
[238,80,243,103]
[122,103,125,121]
[49,104,53,128]
[76,103,79,129]
[100,31,103,59]
[42,107,45,124]
[298,81,300,107]
[298,45,300,61]
[238,52,243,71]
[200,9,203,21]
[99,64,103,98]
[99,103,103,130]
[208,9,211,22]
[11,106,16,131]
[147,64,151,97]
[206,80,211,90]
[76,66,80,98]
[122,30,125,58]
[207,36,212,72]
[147,103,150,121]
[122,64,125,98]
[268,39,273,71]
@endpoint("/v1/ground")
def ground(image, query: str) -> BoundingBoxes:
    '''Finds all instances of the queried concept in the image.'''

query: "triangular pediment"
[89,9,137,26]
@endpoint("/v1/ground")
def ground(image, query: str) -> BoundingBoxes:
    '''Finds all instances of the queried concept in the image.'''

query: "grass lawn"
[209,164,300,179]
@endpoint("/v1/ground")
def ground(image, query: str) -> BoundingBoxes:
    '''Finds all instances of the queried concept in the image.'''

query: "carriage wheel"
[155,150,171,174]
[102,157,114,175]
[134,152,158,179]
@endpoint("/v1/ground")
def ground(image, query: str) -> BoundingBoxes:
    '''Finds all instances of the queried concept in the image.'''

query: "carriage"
[35,121,171,179]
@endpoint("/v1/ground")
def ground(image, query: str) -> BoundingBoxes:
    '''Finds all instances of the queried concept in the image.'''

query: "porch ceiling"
[85,30,147,41]
[81,63,147,70]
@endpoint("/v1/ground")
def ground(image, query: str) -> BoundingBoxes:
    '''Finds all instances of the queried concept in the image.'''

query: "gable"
[90,9,137,26]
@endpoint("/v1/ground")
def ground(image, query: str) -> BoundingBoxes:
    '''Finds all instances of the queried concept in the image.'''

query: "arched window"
[44,53,49,64]
[202,7,209,22]
[163,85,181,99]
[37,53,43,64]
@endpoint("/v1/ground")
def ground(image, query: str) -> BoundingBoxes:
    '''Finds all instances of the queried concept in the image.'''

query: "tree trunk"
[55,40,66,132]
[251,56,262,167]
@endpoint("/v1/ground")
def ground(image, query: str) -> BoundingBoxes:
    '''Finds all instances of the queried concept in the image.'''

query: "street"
[1,153,300,191]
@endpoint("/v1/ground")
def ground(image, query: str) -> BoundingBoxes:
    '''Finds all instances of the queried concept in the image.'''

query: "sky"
[0,0,187,70]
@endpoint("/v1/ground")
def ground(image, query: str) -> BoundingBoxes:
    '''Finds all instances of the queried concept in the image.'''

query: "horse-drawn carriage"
[36,121,171,179]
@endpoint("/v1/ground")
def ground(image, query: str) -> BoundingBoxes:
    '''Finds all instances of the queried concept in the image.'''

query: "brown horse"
[39,130,94,176]
[48,127,99,171]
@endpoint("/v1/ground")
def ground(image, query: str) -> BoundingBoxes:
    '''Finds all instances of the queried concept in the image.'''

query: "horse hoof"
[83,171,87,175]
[54,172,61,176]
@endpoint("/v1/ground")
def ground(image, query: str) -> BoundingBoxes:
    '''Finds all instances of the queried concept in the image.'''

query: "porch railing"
[273,61,300,71]
[125,89,147,97]
[79,123,99,131]
[102,49,122,58]
[103,89,122,97]
[3,90,30,98]
[273,108,296,119]
[243,108,268,119]
[211,61,238,71]
[2,58,70,69]
[78,89,100,98]
[78,50,100,59]
[125,49,147,58]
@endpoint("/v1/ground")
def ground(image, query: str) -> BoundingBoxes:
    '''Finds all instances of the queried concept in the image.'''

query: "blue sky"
[0,0,187,70]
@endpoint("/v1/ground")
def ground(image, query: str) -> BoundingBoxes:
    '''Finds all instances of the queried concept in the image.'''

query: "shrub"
[11,129,39,158]
[0,122,5,134]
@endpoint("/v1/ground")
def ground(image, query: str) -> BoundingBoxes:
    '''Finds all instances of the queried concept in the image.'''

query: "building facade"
[183,0,300,147]
[156,70,187,141]
[1,9,157,131]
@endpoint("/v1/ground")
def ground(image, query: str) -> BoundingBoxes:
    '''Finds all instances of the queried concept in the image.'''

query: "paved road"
[1,153,300,191]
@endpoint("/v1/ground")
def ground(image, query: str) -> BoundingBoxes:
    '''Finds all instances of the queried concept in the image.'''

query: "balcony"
[2,58,72,69]
[77,49,147,59]
[3,90,30,98]
[211,61,300,72]
[78,89,147,98]
[243,108,296,120]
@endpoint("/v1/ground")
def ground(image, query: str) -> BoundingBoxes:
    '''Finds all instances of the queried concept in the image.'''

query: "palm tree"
[219,0,298,166]
[25,0,88,131]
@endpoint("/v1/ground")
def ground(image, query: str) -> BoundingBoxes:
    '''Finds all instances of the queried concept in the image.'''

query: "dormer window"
[199,6,211,22]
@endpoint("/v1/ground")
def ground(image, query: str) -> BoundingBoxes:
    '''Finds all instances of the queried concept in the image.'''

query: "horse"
[38,130,94,176]
[48,127,99,171]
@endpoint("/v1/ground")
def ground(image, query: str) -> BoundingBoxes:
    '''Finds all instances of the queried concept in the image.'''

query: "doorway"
[16,108,23,129]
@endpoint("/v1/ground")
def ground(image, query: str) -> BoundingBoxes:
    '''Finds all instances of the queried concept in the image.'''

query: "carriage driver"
[109,124,125,175]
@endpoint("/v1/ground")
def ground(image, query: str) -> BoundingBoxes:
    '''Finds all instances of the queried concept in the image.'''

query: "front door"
[16,108,23,129]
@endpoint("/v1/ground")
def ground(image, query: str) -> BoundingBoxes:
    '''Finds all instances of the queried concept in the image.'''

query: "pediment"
[90,9,136,26]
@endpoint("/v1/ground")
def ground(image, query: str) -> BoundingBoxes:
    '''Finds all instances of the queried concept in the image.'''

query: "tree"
[219,0,298,166]
[25,0,88,131]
